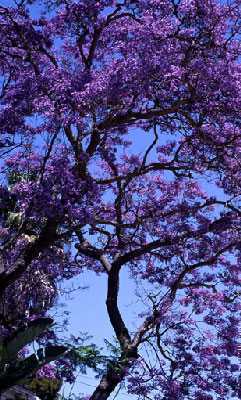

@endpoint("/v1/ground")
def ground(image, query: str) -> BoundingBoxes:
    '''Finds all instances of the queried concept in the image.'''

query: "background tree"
[1,0,241,399]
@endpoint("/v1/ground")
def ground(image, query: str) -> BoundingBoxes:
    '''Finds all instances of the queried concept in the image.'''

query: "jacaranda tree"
[1,0,241,398]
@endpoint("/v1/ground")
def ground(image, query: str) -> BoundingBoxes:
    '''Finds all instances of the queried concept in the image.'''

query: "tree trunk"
[90,364,125,400]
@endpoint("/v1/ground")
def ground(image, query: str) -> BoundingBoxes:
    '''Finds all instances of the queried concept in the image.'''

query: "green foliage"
[6,211,23,227]
[8,171,37,186]
[0,318,69,393]
[0,318,53,363]
[104,338,121,360]
[27,378,62,400]
[68,344,105,374]
[0,345,68,392]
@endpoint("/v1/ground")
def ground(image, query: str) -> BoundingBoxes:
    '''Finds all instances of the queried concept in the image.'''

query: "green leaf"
[1,318,53,363]
[7,211,23,227]
[27,378,62,400]
[0,345,67,392]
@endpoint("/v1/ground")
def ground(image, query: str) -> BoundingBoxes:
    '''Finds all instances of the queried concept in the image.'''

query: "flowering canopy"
[1,0,241,398]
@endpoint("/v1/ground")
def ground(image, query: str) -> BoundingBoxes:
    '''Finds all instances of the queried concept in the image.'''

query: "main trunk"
[89,364,125,400]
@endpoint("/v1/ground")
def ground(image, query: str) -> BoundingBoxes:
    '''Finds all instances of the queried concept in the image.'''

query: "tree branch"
[0,218,58,296]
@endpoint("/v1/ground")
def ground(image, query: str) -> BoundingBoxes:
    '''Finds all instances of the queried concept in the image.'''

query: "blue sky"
[58,270,141,399]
